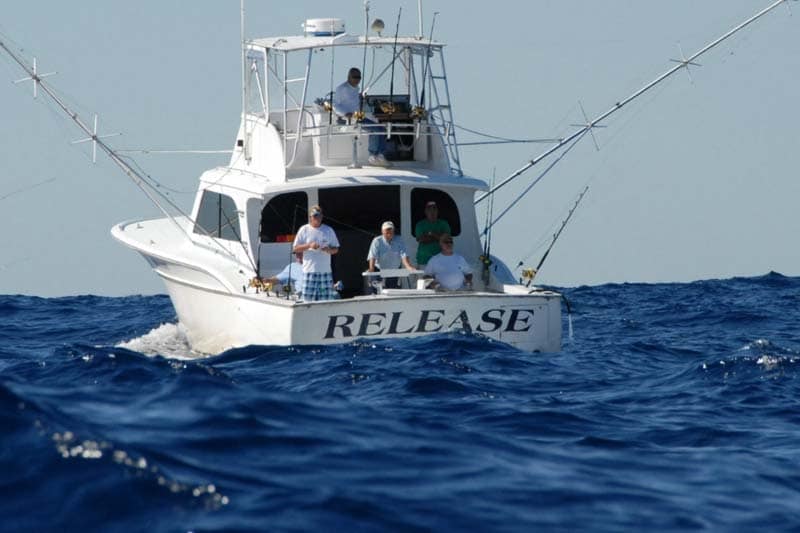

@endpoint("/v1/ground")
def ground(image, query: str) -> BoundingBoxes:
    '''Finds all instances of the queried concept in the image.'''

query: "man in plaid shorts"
[292,205,340,301]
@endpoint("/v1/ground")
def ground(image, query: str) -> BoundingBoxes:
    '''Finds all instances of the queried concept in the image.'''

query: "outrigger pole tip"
[474,0,792,206]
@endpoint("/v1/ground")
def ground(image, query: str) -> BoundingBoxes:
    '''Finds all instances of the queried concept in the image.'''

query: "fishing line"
[454,123,560,144]
[294,205,374,237]
[483,128,588,237]
[119,154,196,195]
[0,177,56,201]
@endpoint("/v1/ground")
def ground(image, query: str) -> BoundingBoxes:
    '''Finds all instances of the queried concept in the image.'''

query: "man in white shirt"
[333,67,390,167]
[265,252,304,296]
[367,221,415,288]
[292,205,340,301]
[424,234,474,290]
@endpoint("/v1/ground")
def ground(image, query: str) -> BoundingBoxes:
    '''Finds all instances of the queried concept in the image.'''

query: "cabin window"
[410,188,461,236]
[260,191,308,242]
[193,191,242,241]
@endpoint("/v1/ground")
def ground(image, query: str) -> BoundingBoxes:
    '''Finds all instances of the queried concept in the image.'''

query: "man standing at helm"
[292,205,340,301]
[333,67,390,167]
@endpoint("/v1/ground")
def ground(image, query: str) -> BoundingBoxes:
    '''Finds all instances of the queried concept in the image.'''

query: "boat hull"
[160,273,562,354]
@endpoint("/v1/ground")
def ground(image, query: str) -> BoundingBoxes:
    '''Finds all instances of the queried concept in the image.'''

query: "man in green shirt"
[415,201,452,265]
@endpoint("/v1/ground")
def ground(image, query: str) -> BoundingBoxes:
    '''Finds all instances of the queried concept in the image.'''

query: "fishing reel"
[379,101,397,114]
[352,110,366,122]
[314,95,334,112]
[478,254,493,268]
[520,267,537,287]
[248,277,274,294]
[410,106,427,120]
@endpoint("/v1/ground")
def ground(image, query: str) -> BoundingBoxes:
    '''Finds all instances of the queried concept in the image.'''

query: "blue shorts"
[302,272,336,301]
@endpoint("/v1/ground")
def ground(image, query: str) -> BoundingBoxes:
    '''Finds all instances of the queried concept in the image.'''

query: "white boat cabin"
[186,19,516,297]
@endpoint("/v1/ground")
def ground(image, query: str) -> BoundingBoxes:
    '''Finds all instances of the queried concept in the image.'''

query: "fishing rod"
[522,185,589,286]
[419,11,438,109]
[287,204,300,299]
[0,37,259,278]
[387,7,402,112]
[474,0,793,206]
[480,169,496,286]
[358,2,370,118]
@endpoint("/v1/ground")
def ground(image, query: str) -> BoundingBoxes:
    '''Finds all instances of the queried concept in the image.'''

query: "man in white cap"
[367,220,415,288]
[292,205,340,301]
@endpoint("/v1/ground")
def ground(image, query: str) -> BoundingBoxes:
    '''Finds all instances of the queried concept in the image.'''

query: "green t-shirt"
[414,218,452,265]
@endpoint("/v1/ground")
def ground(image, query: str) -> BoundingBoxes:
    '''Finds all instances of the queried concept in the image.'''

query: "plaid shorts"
[302,272,336,301]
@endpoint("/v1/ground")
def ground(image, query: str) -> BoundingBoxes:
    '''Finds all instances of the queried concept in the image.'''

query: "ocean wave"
[2,276,800,531]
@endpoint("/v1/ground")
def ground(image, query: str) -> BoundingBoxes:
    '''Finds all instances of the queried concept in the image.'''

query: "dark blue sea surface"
[1,273,799,532]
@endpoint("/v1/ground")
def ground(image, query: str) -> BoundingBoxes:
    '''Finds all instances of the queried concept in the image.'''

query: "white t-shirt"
[424,253,473,290]
[293,223,340,274]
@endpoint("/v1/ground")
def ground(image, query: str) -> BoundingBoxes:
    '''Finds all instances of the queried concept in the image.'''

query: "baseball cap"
[381,221,395,230]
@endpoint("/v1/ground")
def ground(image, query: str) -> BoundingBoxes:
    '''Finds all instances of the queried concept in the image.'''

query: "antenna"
[12,57,56,98]
[418,0,424,38]
[240,0,250,161]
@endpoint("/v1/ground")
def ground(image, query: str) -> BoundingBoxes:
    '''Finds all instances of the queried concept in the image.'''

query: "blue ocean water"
[1,273,799,532]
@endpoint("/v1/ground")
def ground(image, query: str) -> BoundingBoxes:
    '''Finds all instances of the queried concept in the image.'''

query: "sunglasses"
[311,213,322,218]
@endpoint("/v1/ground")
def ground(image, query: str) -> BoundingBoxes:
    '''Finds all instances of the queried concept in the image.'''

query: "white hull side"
[159,272,562,354]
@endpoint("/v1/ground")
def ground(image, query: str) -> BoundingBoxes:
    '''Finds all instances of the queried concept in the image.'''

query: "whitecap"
[116,322,205,360]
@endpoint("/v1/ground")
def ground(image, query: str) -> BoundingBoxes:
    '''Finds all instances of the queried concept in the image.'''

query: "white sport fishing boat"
[2,1,789,354]
[107,14,564,354]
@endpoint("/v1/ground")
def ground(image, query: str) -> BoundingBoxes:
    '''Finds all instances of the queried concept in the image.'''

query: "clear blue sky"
[1,1,797,296]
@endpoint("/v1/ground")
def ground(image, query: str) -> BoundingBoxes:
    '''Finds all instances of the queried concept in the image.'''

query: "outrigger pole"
[0,39,183,228]
[475,0,793,205]
[0,38,259,275]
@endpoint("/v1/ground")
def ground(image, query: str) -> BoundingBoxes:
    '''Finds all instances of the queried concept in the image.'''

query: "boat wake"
[116,322,203,360]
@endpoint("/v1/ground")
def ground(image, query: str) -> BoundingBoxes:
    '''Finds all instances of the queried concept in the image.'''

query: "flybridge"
[234,12,460,178]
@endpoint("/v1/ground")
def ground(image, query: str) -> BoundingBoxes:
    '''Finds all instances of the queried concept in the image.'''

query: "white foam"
[116,322,207,360]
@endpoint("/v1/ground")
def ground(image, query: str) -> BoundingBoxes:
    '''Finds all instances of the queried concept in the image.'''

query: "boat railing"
[268,106,452,171]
